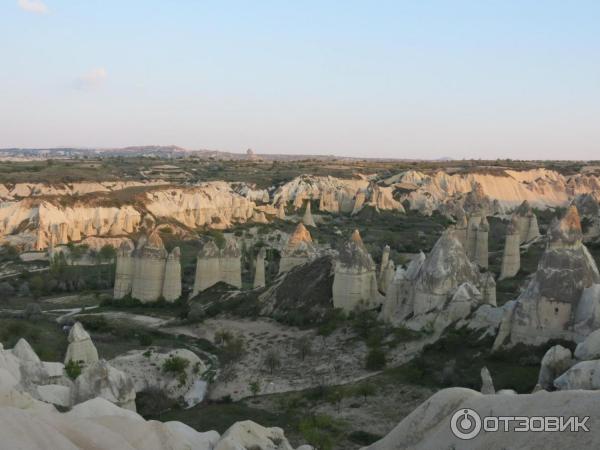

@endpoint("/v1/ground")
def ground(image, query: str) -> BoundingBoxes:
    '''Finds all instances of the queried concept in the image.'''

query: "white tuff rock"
[332,230,380,312]
[192,238,242,295]
[64,322,99,368]
[537,345,573,390]
[279,223,317,273]
[493,206,600,348]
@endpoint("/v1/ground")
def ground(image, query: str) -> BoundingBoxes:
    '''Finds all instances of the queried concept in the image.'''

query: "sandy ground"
[57,309,436,410]
[89,311,171,328]
[165,316,436,401]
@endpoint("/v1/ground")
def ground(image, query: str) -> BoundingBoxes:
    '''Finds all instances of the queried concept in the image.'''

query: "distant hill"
[0,146,414,162]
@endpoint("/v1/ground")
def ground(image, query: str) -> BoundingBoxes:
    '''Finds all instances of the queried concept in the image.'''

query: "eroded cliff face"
[3,168,599,251]
[0,180,167,201]
[0,181,263,250]
[389,168,600,214]
[273,174,405,214]
[272,169,600,218]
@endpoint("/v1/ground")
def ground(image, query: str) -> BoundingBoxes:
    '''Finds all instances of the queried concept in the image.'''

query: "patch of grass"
[348,430,383,446]
[65,359,82,379]
[152,401,294,434]
[0,318,67,361]
[381,326,575,393]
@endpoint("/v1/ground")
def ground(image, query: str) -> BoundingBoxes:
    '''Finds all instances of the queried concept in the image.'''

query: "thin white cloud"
[75,68,108,90]
[17,0,48,14]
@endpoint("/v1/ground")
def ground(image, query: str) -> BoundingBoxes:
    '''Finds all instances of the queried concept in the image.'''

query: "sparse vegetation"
[65,359,82,379]
[263,349,282,374]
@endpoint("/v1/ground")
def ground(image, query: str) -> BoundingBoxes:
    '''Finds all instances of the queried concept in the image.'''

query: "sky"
[1,1,599,160]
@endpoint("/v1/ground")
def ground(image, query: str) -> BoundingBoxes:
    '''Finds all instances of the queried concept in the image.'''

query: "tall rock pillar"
[162,247,182,302]
[475,216,489,268]
[302,201,316,227]
[113,241,134,299]
[253,247,266,289]
[499,218,521,280]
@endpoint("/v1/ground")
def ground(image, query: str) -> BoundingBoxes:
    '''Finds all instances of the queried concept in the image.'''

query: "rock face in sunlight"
[192,238,242,295]
[494,206,600,349]
[273,174,405,215]
[387,168,600,215]
[0,181,262,251]
[279,222,317,273]
[332,229,381,312]
[114,231,182,302]
[3,169,599,252]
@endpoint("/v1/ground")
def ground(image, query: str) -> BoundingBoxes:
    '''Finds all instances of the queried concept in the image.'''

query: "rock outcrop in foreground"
[494,206,600,348]
[1,336,302,449]
[1,331,135,411]
[110,348,208,408]
[0,393,299,450]
[113,231,182,302]
[363,387,600,449]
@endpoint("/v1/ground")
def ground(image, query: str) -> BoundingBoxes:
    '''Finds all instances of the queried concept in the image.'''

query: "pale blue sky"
[1,1,599,159]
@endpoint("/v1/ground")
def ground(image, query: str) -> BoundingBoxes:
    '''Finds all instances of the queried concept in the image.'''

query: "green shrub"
[138,333,154,346]
[348,430,383,446]
[65,360,82,380]
[78,314,110,332]
[365,347,386,370]
[162,355,190,376]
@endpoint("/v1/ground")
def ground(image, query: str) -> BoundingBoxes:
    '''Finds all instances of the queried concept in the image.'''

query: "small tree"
[249,380,261,396]
[221,334,245,365]
[326,387,345,413]
[294,336,312,361]
[354,383,376,403]
[215,329,233,345]
[162,355,190,377]
[365,347,386,371]
[29,275,45,299]
[99,244,117,284]
[65,360,82,380]
[263,349,281,374]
